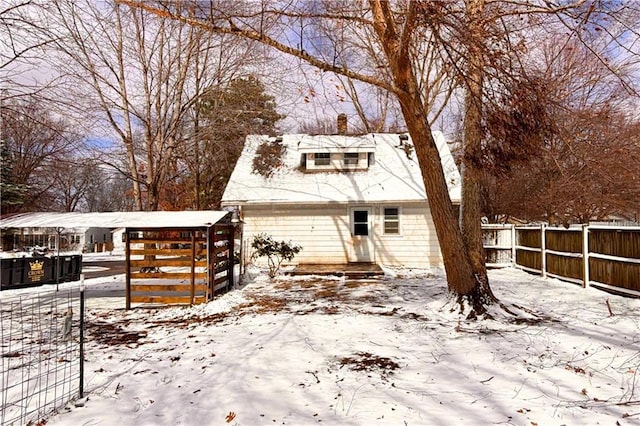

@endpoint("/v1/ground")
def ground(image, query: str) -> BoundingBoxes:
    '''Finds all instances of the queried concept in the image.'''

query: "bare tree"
[0,98,79,214]
[1,1,52,73]
[484,38,640,225]
[46,157,99,212]
[302,10,455,133]
[80,164,135,212]
[1,0,67,106]
[46,0,259,211]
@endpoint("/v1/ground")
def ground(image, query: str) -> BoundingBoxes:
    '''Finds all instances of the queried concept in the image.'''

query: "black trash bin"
[1,255,83,290]
[50,255,83,283]
[0,258,21,290]
[69,254,83,281]
[0,256,53,290]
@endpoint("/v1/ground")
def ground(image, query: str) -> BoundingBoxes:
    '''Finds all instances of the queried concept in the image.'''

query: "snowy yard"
[34,258,640,425]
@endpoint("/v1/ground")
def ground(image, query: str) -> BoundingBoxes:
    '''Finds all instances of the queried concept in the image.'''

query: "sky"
[0,0,411,139]
[3,253,638,426]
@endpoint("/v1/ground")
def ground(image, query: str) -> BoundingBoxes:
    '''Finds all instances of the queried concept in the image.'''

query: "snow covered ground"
[8,254,640,425]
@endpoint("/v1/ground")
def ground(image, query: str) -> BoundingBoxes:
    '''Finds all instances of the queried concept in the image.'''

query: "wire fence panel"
[1,286,84,425]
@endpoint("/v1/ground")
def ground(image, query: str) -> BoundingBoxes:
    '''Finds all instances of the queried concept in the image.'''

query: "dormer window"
[299,134,376,172]
[343,153,359,166]
[314,152,331,166]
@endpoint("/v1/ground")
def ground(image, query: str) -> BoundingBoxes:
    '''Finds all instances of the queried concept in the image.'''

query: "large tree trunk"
[460,0,496,301]
[461,42,490,285]
[461,88,496,302]
[371,0,493,316]
[399,90,478,297]
[396,81,495,317]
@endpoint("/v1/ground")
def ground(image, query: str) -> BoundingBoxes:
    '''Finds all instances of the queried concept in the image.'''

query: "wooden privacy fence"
[482,224,640,297]
[125,224,235,309]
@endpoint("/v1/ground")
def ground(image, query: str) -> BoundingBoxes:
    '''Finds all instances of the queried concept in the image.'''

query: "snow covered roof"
[0,211,229,229]
[221,132,461,206]
[297,134,376,153]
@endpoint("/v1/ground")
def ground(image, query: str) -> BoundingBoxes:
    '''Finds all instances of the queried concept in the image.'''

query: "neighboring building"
[221,128,461,268]
[111,228,144,254]
[111,228,127,253]
[83,227,114,252]
[1,226,113,253]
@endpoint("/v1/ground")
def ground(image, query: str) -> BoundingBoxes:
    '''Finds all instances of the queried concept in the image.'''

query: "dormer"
[298,134,376,172]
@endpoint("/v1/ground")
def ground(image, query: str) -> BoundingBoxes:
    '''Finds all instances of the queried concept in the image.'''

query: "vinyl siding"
[240,202,443,268]
[241,205,351,264]
[374,204,443,268]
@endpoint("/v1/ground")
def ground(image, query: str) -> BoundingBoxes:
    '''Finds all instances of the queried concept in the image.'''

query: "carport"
[1,211,237,308]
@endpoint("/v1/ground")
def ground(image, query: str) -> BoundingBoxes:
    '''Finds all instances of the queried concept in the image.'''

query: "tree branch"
[116,0,398,94]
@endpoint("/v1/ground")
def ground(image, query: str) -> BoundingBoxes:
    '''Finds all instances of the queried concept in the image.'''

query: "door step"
[288,263,384,279]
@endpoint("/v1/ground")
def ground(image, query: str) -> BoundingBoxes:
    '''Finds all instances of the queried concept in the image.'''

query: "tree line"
[1,0,283,213]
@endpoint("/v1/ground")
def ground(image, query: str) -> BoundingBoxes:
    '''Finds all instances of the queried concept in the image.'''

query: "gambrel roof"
[221,132,461,206]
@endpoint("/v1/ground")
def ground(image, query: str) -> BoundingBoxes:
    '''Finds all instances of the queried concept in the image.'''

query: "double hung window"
[343,153,359,166]
[383,208,400,234]
[314,153,330,166]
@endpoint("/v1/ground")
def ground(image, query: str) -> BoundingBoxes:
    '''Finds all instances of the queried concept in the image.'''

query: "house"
[221,124,461,269]
[1,225,113,253]
[111,227,142,254]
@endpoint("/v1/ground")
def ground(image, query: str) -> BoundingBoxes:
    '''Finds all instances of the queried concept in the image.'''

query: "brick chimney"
[337,113,347,135]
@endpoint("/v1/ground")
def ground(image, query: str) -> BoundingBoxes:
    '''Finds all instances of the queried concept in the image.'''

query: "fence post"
[228,224,235,291]
[582,224,590,288]
[510,224,516,265]
[206,227,212,301]
[56,228,62,291]
[79,275,85,398]
[125,230,131,310]
[541,223,547,278]
[190,231,196,305]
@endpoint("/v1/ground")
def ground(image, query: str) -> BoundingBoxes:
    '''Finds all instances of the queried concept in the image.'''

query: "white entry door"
[350,207,374,262]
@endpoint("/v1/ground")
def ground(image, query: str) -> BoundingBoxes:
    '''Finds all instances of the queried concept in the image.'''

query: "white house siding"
[112,228,125,253]
[240,202,443,268]
[11,227,86,252]
[112,228,144,254]
[83,227,113,252]
[242,204,352,264]
[374,204,443,268]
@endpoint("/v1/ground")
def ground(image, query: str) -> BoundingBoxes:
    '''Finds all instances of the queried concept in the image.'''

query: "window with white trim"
[314,152,330,166]
[343,152,359,166]
[383,207,400,234]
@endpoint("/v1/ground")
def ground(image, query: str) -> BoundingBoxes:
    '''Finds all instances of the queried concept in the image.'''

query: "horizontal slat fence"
[211,225,234,294]
[482,224,640,297]
[125,224,235,309]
